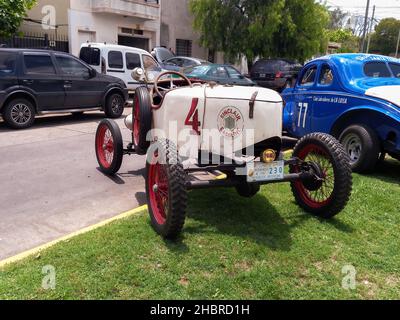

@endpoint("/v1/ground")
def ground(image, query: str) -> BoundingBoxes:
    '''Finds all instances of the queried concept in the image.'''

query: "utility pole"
[366,5,375,54]
[361,0,371,53]
[396,28,400,58]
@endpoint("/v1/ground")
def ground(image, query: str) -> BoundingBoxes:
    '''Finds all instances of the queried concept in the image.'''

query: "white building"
[20,0,161,56]
[18,0,247,72]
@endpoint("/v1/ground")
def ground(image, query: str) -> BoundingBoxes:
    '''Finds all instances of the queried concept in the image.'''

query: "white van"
[79,43,162,91]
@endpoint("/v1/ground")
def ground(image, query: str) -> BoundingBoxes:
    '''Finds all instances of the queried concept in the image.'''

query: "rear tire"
[3,98,35,129]
[146,140,187,239]
[95,119,123,175]
[339,124,380,173]
[104,93,124,119]
[290,133,352,219]
[133,86,152,155]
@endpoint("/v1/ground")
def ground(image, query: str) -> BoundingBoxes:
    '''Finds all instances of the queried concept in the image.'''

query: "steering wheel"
[153,71,192,98]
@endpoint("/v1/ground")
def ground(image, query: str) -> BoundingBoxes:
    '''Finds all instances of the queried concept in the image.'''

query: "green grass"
[1,159,400,300]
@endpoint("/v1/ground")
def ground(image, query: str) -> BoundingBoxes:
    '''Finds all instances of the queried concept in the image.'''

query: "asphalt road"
[0,110,146,260]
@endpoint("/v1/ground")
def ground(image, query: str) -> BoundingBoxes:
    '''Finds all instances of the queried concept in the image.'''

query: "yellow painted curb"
[0,205,148,269]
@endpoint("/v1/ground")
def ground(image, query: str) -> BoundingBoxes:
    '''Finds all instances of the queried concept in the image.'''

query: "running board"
[39,107,103,115]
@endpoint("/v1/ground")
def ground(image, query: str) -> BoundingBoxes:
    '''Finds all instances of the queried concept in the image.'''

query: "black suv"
[0,49,128,129]
[250,59,302,92]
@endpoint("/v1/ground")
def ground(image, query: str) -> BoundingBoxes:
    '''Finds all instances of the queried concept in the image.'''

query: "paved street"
[0,110,146,260]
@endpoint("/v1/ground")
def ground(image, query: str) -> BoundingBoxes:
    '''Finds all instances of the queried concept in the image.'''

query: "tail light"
[275,71,284,78]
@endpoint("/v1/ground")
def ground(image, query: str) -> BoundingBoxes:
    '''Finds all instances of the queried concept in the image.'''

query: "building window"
[176,39,192,57]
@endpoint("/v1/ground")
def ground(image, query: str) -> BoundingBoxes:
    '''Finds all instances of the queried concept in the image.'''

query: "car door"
[310,63,345,133]
[20,52,65,111]
[55,54,103,108]
[0,51,19,101]
[290,64,318,137]
[126,51,142,88]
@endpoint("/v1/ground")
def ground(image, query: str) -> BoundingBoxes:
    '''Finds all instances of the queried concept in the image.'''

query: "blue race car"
[282,53,400,173]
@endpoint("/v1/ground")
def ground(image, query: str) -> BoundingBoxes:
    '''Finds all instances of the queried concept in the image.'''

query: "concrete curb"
[0,205,148,269]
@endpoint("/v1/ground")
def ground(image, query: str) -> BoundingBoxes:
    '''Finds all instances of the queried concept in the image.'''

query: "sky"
[319,0,400,20]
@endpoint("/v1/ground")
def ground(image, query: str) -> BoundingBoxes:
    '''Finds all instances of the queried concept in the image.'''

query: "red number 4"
[185,98,201,135]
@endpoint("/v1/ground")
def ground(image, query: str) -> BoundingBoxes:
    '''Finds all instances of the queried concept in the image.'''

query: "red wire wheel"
[95,119,123,175]
[146,140,188,239]
[132,86,152,155]
[290,133,352,219]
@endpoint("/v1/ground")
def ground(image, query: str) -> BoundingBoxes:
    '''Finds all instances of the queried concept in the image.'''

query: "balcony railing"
[91,0,160,20]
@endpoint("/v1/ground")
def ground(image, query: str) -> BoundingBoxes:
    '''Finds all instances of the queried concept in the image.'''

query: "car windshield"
[184,65,210,75]
[156,48,175,62]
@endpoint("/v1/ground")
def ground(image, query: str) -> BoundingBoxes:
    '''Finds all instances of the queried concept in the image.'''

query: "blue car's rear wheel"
[339,124,380,173]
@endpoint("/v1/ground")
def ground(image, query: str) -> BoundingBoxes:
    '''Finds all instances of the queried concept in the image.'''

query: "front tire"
[339,124,380,173]
[95,119,123,175]
[104,93,125,119]
[290,133,352,219]
[3,98,35,129]
[133,87,152,155]
[146,140,187,239]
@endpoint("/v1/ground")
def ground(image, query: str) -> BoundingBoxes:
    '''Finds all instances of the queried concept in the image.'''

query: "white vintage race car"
[95,70,353,239]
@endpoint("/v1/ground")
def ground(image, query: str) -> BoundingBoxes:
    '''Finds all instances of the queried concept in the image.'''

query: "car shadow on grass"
[369,157,400,185]
[182,188,295,252]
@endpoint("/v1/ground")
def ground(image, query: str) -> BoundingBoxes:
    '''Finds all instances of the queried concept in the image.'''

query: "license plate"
[247,161,284,183]
[259,73,266,78]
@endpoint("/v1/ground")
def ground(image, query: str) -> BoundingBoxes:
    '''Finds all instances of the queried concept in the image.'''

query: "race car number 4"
[247,161,284,183]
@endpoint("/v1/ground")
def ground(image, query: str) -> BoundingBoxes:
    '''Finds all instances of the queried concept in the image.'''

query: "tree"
[0,0,37,38]
[326,29,360,53]
[370,18,400,56]
[328,7,348,30]
[189,0,329,65]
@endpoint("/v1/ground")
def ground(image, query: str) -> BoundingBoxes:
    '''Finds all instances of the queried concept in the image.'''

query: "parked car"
[0,48,128,129]
[250,59,302,92]
[95,68,352,239]
[282,53,400,173]
[80,43,162,91]
[151,47,175,63]
[164,56,210,69]
[184,64,256,86]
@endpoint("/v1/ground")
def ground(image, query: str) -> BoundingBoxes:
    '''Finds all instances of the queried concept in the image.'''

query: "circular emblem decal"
[218,107,244,138]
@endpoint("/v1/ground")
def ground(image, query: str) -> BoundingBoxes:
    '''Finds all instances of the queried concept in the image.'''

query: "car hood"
[205,85,282,102]
[96,73,125,84]
[365,85,400,107]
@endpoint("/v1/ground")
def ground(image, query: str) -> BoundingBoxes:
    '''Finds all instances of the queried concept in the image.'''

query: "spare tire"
[133,86,152,155]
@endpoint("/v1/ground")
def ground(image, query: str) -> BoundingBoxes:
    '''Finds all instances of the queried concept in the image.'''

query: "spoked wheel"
[146,140,187,239]
[95,119,123,175]
[290,133,352,219]
[133,86,152,155]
